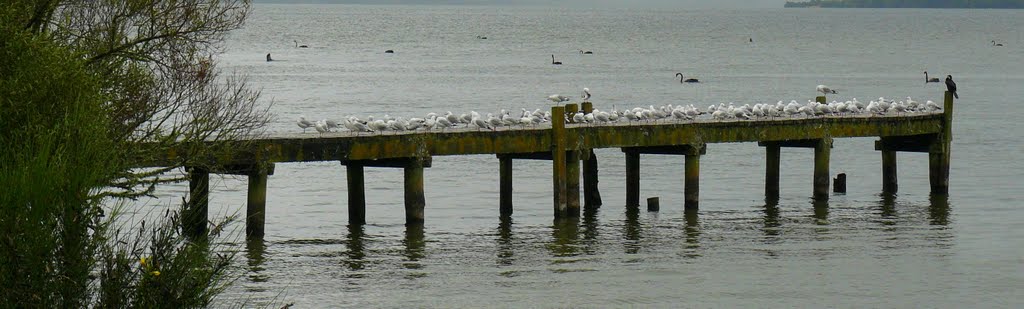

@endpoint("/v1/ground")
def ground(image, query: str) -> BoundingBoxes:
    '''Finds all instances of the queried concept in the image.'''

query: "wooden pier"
[151,93,955,238]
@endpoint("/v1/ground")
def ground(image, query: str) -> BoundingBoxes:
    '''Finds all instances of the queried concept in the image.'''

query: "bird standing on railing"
[945,75,958,99]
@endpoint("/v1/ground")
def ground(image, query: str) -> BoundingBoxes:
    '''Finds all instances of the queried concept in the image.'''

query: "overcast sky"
[256,0,789,9]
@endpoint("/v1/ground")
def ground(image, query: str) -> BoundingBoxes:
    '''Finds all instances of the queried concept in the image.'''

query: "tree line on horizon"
[785,0,1024,8]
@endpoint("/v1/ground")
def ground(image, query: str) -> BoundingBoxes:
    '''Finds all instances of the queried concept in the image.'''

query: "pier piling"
[882,150,898,194]
[929,91,954,195]
[404,158,427,224]
[551,105,568,217]
[346,164,366,225]
[684,154,700,210]
[246,163,274,238]
[580,102,603,209]
[624,149,640,207]
[765,142,781,199]
[499,155,513,217]
[814,138,832,200]
[566,150,581,217]
[185,166,209,238]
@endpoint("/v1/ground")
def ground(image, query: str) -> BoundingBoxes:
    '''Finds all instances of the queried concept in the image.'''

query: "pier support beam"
[404,158,426,224]
[245,164,275,239]
[765,143,781,200]
[580,102,603,210]
[624,149,640,207]
[882,150,898,194]
[185,166,209,239]
[346,164,366,225]
[930,91,954,195]
[684,154,700,211]
[499,155,513,217]
[566,150,581,217]
[813,138,832,200]
[551,105,568,217]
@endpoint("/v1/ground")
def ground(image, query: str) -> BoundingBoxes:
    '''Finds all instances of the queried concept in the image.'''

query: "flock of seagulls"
[295,90,942,136]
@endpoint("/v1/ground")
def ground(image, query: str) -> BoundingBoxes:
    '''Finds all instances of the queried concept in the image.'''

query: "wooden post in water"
[566,150,581,217]
[816,96,826,104]
[246,163,273,238]
[565,103,579,123]
[684,154,700,211]
[185,166,209,238]
[624,149,640,207]
[882,150,898,194]
[813,138,832,200]
[499,155,513,217]
[346,164,366,225]
[404,158,426,224]
[765,142,781,199]
[580,102,603,209]
[929,91,954,194]
[551,105,568,217]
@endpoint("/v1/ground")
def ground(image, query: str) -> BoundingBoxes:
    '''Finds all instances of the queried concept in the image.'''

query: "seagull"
[816,85,838,95]
[314,120,328,136]
[945,75,958,99]
[548,94,571,103]
[581,87,591,101]
[297,116,314,132]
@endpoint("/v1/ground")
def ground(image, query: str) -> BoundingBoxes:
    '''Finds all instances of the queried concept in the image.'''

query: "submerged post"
[499,155,513,217]
[404,158,427,224]
[765,143,781,199]
[551,105,568,217]
[684,154,700,211]
[882,150,898,194]
[930,91,954,194]
[813,138,832,200]
[246,163,273,238]
[347,164,366,225]
[581,102,603,209]
[624,149,640,207]
[185,166,209,238]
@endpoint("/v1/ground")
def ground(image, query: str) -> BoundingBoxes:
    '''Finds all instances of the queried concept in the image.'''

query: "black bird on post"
[945,75,958,99]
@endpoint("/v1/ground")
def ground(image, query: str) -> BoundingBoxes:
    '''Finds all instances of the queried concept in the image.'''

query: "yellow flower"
[139,257,148,268]
[150,270,160,276]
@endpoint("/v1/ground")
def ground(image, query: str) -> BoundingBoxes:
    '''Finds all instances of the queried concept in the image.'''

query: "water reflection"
[929,194,951,226]
[580,208,600,255]
[812,199,829,225]
[763,198,781,237]
[548,217,580,257]
[879,193,897,220]
[496,217,514,266]
[403,223,426,269]
[683,210,700,248]
[245,238,269,283]
[623,207,642,254]
[343,224,366,271]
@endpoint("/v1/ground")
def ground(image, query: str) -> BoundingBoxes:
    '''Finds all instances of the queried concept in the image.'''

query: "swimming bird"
[297,116,314,132]
[924,71,940,83]
[551,54,561,65]
[676,73,699,83]
[945,75,958,99]
[992,40,1003,47]
[579,49,593,54]
[294,40,308,48]
[816,85,837,95]
[477,35,488,39]
[266,53,273,62]
[384,50,394,53]
[581,87,591,101]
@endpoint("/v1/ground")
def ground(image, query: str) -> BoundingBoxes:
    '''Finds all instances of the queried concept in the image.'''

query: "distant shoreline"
[784,1,1024,8]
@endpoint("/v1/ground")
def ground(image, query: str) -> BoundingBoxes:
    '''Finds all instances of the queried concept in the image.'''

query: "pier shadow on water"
[245,238,269,283]
[343,224,366,272]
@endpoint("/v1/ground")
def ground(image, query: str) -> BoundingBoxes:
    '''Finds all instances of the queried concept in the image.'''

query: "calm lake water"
[140,4,1024,308]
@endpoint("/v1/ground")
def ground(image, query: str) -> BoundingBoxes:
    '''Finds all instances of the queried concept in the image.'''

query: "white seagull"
[297,116,315,133]
[816,85,838,95]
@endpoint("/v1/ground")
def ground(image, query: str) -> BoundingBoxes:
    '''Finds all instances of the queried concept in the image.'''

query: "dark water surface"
[136,5,1023,308]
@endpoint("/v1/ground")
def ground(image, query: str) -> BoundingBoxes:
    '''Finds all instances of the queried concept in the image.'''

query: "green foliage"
[1,2,249,308]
